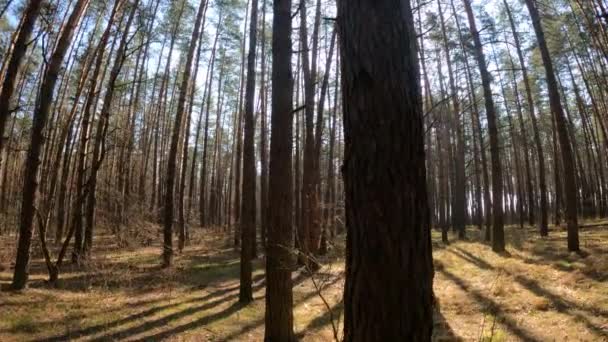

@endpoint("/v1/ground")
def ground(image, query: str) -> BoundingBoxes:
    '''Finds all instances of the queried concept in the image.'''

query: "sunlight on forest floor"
[1,222,607,341]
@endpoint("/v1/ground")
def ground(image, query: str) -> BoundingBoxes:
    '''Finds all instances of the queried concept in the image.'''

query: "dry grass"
[0,222,607,341]
[432,223,608,342]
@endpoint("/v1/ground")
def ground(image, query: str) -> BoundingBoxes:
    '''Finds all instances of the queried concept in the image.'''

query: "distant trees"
[339,0,434,340]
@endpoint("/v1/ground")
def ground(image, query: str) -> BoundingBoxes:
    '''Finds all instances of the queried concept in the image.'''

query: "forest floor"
[0,221,607,341]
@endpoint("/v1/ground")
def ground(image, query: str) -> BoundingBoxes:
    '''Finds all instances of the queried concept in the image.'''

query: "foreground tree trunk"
[264,0,295,340]
[11,0,90,290]
[524,0,579,251]
[339,0,434,340]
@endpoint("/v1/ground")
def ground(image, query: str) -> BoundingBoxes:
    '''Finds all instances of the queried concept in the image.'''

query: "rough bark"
[339,0,434,340]
[264,0,295,339]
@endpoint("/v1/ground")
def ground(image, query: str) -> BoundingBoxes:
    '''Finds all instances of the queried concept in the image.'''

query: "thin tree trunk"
[240,0,258,303]
[504,0,548,235]
[525,0,579,251]
[84,0,140,258]
[163,0,207,267]
[0,0,42,167]
[463,0,504,252]
[11,0,90,290]
[438,0,466,239]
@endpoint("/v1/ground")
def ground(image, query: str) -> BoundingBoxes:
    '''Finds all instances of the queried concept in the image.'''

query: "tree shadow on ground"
[444,245,608,340]
[219,273,343,341]
[289,296,462,342]
[19,246,254,295]
[438,268,541,342]
[512,275,608,338]
[448,247,493,270]
[433,307,462,341]
[34,270,321,342]
[34,274,267,342]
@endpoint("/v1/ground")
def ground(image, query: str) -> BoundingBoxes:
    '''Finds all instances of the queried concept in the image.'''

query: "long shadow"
[219,274,344,341]
[446,246,608,339]
[295,299,343,340]
[433,307,462,341]
[290,290,460,341]
[506,242,606,283]
[35,274,266,342]
[513,275,608,339]
[84,289,256,342]
[26,252,251,295]
[116,272,333,342]
[58,271,315,342]
[448,248,493,270]
[128,301,247,342]
[439,268,541,342]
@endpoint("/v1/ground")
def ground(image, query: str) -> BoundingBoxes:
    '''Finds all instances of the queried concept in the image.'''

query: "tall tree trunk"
[463,0,504,252]
[84,0,140,258]
[315,27,337,255]
[151,0,186,216]
[0,0,42,165]
[299,0,314,262]
[451,0,491,234]
[240,0,258,303]
[504,0,548,235]
[504,31,534,228]
[181,0,209,243]
[11,0,90,290]
[188,41,213,219]
[71,0,123,264]
[199,19,221,227]
[525,0,579,251]
[233,0,249,245]
[339,0,434,340]
[264,0,295,339]
[258,0,268,249]
[437,0,466,239]
[163,0,207,267]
